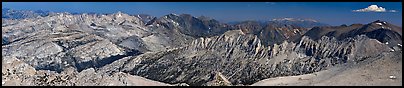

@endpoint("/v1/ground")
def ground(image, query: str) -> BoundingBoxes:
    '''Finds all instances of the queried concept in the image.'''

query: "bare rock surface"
[2,56,171,86]
[251,50,402,86]
[116,29,397,86]
[2,10,402,86]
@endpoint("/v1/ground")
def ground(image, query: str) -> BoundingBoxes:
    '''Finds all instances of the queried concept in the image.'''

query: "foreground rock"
[251,50,402,86]
[2,56,171,86]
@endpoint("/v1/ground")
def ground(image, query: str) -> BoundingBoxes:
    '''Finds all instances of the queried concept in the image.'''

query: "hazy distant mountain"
[2,8,49,19]
[270,18,330,28]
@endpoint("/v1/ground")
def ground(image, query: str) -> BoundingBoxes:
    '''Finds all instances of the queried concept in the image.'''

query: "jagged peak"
[197,15,211,20]
[113,11,129,18]
[46,12,73,18]
[115,11,123,14]
[179,14,192,17]
[169,13,179,16]
[136,14,152,18]
[162,13,180,19]
[371,20,388,26]
[163,13,197,20]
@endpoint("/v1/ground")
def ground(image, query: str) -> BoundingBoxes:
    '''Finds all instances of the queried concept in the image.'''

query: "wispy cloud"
[353,5,397,12]
[389,10,398,12]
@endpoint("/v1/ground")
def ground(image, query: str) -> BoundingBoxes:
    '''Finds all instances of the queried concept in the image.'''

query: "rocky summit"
[2,9,402,86]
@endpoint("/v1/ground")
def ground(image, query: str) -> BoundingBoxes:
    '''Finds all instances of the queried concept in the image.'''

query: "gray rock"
[2,11,401,86]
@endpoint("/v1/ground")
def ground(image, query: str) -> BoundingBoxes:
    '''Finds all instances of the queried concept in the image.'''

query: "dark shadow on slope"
[75,49,142,72]
[95,49,142,68]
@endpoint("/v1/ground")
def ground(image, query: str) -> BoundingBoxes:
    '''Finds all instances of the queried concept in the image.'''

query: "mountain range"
[2,8,402,86]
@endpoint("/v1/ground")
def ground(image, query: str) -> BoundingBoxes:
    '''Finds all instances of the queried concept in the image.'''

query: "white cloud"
[389,10,398,12]
[353,5,397,12]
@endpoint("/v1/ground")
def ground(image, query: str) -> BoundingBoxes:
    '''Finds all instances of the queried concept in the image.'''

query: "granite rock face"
[2,56,171,86]
[234,20,311,46]
[116,30,395,85]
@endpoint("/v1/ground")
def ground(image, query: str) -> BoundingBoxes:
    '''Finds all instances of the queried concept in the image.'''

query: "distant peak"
[164,13,180,18]
[116,11,123,14]
[114,11,123,15]
[304,19,318,22]
[136,14,153,19]
[137,14,151,17]
[371,20,388,26]
[113,11,130,18]
[168,13,179,16]
[179,14,192,17]
[197,15,211,20]
[272,18,294,21]
[372,20,387,23]
[272,18,318,22]
[162,13,180,20]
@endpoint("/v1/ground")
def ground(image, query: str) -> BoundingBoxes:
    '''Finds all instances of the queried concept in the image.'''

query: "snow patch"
[116,12,122,18]
[6,60,12,64]
[90,26,98,29]
[283,18,294,21]
[389,75,397,79]
[376,23,383,26]
[173,21,179,26]
[171,13,179,16]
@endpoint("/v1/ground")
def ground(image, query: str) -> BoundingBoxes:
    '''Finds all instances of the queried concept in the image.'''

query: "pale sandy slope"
[125,74,172,86]
[251,51,402,86]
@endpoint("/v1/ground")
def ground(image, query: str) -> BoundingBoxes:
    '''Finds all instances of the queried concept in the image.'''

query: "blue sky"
[2,2,402,26]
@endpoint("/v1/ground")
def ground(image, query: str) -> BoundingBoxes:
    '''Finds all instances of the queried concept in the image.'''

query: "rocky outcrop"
[113,29,394,85]
[1,12,149,72]
[205,72,232,86]
[2,56,171,86]
[271,18,330,28]
[234,20,310,46]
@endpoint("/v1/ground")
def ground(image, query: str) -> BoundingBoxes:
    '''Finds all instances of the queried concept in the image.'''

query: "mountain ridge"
[2,9,402,86]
